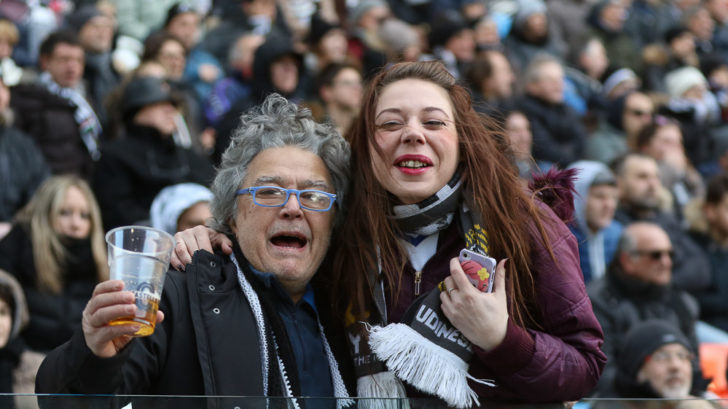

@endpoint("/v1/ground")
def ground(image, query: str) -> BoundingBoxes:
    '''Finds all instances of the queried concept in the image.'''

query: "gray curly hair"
[209,94,351,234]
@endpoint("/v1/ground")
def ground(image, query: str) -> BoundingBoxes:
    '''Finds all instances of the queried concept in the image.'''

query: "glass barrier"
[2,395,728,409]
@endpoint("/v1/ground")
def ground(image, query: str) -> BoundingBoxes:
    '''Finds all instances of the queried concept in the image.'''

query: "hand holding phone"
[459,249,496,293]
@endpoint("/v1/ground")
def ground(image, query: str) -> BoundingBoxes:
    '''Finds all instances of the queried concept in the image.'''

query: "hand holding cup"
[82,280,165,358]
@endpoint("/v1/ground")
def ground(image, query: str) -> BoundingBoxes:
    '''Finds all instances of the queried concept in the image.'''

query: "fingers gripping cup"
[105,226,175,337]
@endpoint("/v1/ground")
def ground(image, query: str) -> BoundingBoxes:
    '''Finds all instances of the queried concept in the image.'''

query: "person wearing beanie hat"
[513,0,546,30]
[150,183,213,234]
[664,66,721,128]
[428,10,475,79]
[66,5,119,128]
[377,18,421,62]
[666,66,708,99]
[567,160,623,283]
[305,14,348,73]
[587,0,641,71]
[610,320,710,403]
[504,0,565,74]
[643,25,699,93]
[92,75,214,229]
[301,62,363,135]
[349,0,390,30]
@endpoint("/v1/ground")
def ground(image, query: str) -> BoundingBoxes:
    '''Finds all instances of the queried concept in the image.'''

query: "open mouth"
[396,160,431,169]
[270,233,308,249]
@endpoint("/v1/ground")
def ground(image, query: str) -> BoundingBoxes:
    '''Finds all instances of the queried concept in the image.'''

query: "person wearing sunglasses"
[585,91,654,165]
[588,221,704,397]
[36,94,354,407]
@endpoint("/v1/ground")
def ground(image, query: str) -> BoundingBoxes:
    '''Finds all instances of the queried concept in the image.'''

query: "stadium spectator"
[150,183,213,235]
[65,5,120,127]
[504,0,565,75]
[92,76,214,229]
[588,0,642,71]
[517,54,587,166]
[303,62,363,136]
[427,10,476,79]
[304,14,349,76]
[10,30,101,179]
[164,3,223,103]
[466,49,516,117]
[636,117,705,221]
[0,69,48,239]
[503,109,550,181]
[612,152,711,293]
[593,320,713,408]
[0,176,108,352]
[203,32,264,127]
[688,173,728,333]
[585,91,655,164]
[588,222,702,395]
[568,160,623,283]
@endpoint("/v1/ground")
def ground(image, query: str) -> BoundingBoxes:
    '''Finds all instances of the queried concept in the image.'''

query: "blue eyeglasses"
[236,186,337,212]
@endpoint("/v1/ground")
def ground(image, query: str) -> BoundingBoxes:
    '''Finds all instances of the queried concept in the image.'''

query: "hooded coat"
[568,160,623,283]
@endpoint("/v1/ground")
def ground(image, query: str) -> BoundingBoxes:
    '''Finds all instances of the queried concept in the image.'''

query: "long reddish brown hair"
[329,61,555,328]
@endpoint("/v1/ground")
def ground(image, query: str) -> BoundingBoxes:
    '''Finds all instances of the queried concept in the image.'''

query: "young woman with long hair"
[0,176,107,352]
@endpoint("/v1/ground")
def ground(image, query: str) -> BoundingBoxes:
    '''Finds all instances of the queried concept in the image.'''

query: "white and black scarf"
[40,72,102,160]
[230,253,352,409]
[348,169,495,409]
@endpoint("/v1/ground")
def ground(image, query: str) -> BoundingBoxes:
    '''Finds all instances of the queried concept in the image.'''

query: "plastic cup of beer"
[105,226,175,337]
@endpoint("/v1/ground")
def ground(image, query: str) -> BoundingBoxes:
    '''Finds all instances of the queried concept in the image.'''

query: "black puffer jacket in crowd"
[93,124,215,230]
[10,84,96,179]
[517,94,587,167]
[0,126,49,221]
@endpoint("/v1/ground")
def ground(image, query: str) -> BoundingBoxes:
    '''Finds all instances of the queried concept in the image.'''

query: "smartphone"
[459,249,496,293]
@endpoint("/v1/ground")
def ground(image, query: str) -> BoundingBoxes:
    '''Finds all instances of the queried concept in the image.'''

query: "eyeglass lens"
[254,187,332,210]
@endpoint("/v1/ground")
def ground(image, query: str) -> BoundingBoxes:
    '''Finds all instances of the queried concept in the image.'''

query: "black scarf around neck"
[347,174,495,408]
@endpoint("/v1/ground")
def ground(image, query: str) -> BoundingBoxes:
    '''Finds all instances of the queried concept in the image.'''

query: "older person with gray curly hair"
[35,94,355,407]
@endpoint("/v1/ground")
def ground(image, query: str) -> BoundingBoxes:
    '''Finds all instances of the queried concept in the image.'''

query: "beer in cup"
[105,226,175,336]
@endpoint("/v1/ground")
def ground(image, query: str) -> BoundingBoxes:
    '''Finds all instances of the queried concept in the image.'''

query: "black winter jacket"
[0,126,48,221]
[690,231,728,332]
[93,124,215,230]
[516,94,586,167]
[10,84,96,179]
[35,248,355,409]
[587,265,700,395]
[0,224,99,352]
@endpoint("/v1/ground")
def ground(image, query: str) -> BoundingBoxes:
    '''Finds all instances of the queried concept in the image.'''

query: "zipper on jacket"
[414,271,422,296]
